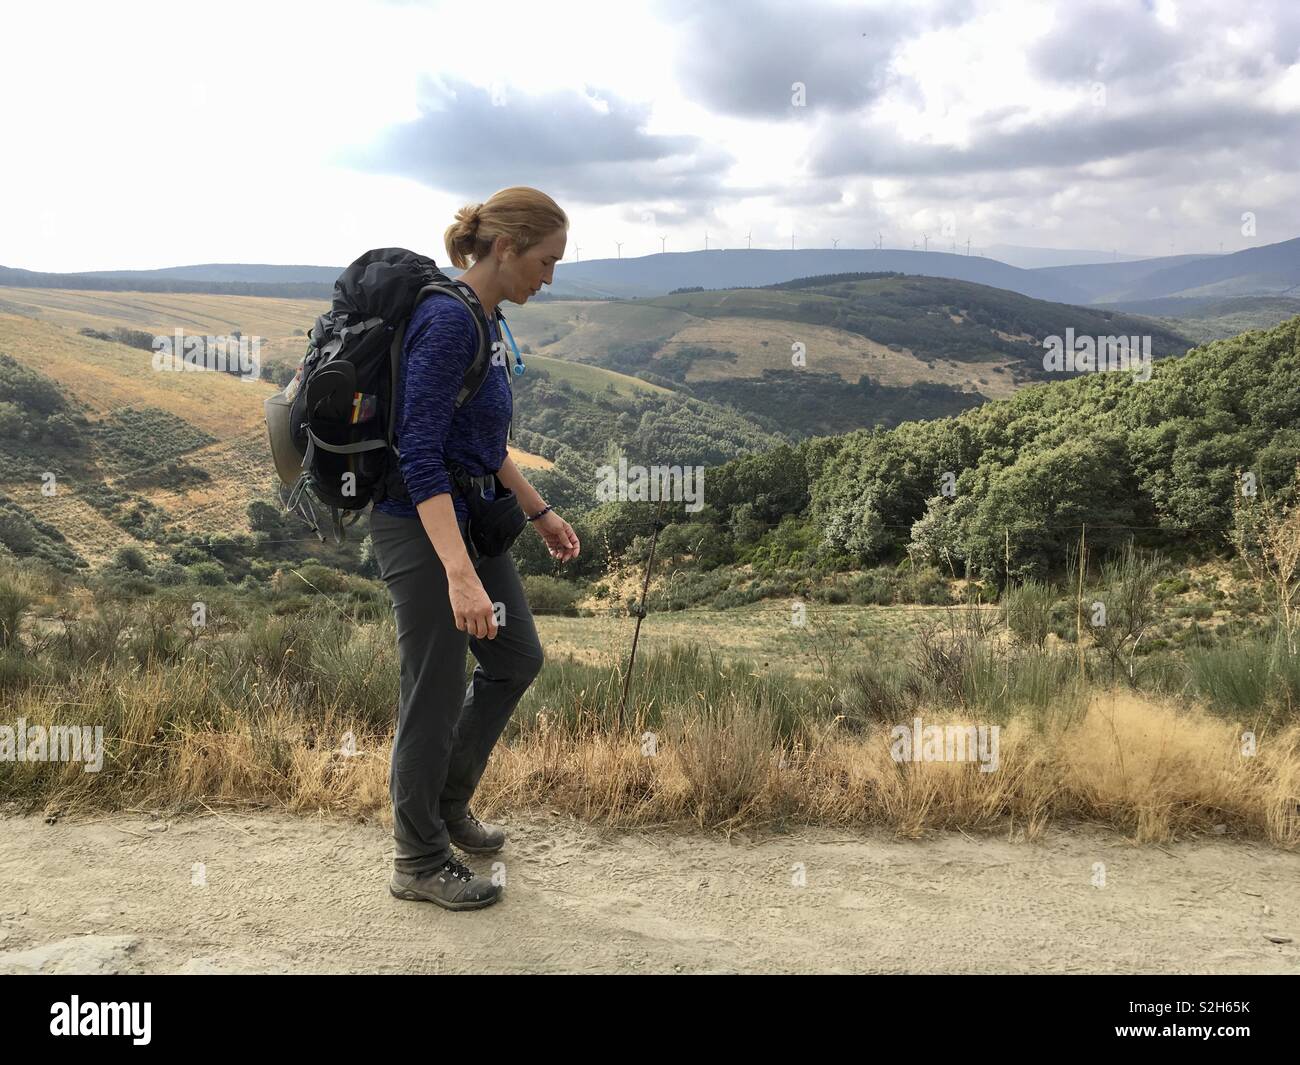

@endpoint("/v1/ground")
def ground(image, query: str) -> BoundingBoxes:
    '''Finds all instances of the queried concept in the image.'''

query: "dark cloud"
[812,98,1300,178]
[1027,1,1300,91]
[339,76,741,207]
[658,0,973,118]
[1026,1,1185,86]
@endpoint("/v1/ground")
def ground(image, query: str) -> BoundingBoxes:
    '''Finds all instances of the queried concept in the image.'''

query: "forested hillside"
[567,315,1300,594]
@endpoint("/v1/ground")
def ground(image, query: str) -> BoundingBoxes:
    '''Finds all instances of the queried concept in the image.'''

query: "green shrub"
[188,561,227,586]
[522,575,581,616]
[111,545,151,573]
[273,563,348,596]
[1003,579,1054,651]
[0,577,32,648]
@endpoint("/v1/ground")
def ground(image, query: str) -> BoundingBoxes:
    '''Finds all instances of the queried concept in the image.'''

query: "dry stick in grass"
[1076,524,1088,687]
[617,497,667,731]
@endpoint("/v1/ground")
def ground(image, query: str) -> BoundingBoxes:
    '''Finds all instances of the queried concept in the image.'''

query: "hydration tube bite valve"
[499,316,525,376]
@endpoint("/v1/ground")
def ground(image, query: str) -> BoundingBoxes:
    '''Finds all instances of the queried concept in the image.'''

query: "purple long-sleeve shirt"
[374,291,512,525]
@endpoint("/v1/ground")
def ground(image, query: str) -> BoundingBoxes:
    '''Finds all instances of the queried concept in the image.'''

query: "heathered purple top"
[373,291,513,525]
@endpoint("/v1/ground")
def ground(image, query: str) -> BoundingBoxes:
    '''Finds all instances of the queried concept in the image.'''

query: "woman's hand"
[448,568,498,639]
[533,510,580,563]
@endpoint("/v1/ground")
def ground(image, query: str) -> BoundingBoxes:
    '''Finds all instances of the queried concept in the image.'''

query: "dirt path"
[1,810,1296,974]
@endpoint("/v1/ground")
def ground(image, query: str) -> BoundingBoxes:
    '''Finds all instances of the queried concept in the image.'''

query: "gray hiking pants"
[369,508,544,874]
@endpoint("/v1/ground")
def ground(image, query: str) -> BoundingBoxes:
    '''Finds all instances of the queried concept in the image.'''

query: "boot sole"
[389,885,502,911]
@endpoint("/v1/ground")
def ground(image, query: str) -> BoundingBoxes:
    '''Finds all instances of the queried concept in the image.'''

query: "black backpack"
[264,247,507,542]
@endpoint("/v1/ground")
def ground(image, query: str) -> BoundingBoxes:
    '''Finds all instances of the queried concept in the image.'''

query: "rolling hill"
[498,271,1190,398]
[1033,254,1219,303]
[1104,296,1300,346]
[0,296,555,570]
[1036,238,1300,303]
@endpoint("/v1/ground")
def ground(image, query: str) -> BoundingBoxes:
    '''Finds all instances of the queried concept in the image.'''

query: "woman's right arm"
[415,493,497,639]
[398,298,499,640]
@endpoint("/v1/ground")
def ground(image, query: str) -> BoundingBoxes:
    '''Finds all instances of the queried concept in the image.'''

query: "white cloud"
[2,0,1299,271]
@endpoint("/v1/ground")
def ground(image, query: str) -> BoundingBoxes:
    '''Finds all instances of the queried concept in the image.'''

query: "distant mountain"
[1031,254,1219,302]
[982,244,1150,269]
[1033,237,1300,302]
[1116,237,1300,300]
[79,263,345,284]
[549,249,1090,303]
[7,235,1297,306]
[0,250,1085,302]
[0,264,333,299]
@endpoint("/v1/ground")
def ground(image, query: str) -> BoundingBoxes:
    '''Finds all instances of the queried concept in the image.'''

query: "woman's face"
[504,227,567,304]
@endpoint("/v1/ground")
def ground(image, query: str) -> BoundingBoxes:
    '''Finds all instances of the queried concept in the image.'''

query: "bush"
[0,646,45,690]
[844,570,896,605]
[188,561,228,586]
[0,577,32,648]
[0,510,38,555]
[152,563,188,586]
[272,563,349,596]
[1003,579,1054,652]
[1156,575,1190,596]
[111,545,151,574]
[115,574,156,596]
[272,595,312,615]
[522,575,581,616]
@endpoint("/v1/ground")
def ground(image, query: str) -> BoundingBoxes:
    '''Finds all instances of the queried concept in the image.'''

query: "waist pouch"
[450,464,527,561]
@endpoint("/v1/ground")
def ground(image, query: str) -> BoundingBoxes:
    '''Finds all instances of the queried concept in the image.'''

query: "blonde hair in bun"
[444,187,567,269]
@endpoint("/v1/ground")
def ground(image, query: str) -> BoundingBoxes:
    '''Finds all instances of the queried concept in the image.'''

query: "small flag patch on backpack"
[350,392,378,423]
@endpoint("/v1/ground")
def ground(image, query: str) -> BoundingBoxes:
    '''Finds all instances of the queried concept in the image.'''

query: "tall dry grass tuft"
[1058,691,1299,844]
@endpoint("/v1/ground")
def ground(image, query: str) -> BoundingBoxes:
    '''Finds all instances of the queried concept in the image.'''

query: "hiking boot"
[446,811,506,854]
[389,856,502,911]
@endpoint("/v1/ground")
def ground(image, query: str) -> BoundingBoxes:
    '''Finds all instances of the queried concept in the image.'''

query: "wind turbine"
[832,238,839,249]
[746,230,752,249]
[923,233,929,252]
[615,241,623,259]
[660,235,667,254]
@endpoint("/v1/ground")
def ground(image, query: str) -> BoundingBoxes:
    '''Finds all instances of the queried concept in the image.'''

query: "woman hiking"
[370,186,580,911]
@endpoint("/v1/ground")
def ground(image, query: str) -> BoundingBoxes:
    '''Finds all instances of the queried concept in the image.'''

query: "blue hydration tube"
[498,315,525,376]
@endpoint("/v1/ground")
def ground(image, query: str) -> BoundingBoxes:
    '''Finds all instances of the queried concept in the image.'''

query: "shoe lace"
[442,856,474,882]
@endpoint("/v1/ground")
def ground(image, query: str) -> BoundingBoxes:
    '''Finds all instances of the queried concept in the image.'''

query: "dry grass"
[474,690,1298,847]
[10,676,1296,848]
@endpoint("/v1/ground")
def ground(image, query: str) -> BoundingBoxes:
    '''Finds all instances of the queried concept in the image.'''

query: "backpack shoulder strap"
[439,281,496,409]
[390,278,494,415]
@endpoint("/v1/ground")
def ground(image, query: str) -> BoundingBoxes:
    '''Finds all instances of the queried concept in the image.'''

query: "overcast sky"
[5,0,1300,272]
